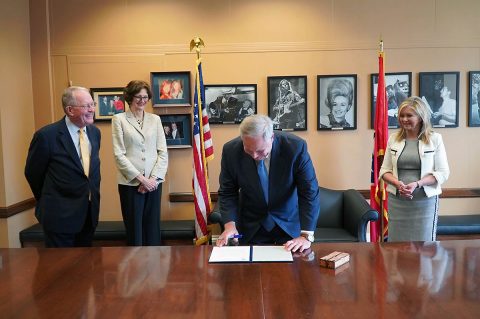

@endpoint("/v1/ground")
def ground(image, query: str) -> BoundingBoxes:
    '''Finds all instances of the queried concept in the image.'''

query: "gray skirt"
[388,194,439,242]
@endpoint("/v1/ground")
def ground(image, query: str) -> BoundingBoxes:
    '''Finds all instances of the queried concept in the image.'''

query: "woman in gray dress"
[380,96,450,242]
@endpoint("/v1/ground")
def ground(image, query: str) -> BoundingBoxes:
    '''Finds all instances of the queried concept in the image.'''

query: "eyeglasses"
[134,95,150,101]
[71,102,96,109]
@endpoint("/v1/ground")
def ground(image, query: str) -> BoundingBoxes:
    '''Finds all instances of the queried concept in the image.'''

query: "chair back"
[317,187,344,228]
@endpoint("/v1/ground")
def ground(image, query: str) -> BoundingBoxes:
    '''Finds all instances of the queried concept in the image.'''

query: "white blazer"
[112,111,168,186]
[379,132,450,197]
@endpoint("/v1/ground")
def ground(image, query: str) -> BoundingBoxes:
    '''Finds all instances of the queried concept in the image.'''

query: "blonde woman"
[380,96,449,242]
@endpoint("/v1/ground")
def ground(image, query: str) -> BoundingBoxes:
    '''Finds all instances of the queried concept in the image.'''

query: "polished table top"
[1,240,479,318]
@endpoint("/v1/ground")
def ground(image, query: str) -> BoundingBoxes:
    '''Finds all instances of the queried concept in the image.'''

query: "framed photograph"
[371,72,412,129]
[90,87,126,121]
[267,76,307,131]
[317,74,357,130]
[204,84,257,124]
[419,72,459,128]
[151,71,191,107]
[159,114,192,148]
[468,71,480,127]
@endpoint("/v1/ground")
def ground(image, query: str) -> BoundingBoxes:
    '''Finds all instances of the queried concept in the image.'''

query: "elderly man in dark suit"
[25,86,101,248]
[216,114,320,252]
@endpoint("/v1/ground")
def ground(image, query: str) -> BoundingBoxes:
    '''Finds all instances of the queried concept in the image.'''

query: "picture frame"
[468,71,480,127]
[267,75,307,131]
[90,87,126,121]
[317,74,357,130]
[159,114,192,148]
[204,84,257,124]
[151,71,191,107]
[371,72,412,129]
[419,72,459,128]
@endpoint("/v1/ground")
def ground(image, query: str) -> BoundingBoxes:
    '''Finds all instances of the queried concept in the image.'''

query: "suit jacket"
[219,131,320,243]
[25,117,101,233]
[112,111,168,185]
[379,132,450,197]
[171,129,182,139]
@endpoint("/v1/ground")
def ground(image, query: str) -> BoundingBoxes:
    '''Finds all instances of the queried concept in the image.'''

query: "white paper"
[209,246,251,263]
[251,246,293,262]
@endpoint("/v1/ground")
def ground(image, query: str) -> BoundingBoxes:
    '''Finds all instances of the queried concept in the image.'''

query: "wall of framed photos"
[19,0,480,227]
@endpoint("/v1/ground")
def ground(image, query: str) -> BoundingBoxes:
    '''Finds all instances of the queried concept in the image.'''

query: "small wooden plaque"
[319,251,350,269]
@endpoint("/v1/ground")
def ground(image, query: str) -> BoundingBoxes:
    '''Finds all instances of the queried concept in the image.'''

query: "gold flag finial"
[190,36,205,59]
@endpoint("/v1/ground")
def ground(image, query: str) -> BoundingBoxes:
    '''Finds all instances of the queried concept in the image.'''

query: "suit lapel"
[86,125,98,155]
[57,118,84,173]
[126,110,145,138]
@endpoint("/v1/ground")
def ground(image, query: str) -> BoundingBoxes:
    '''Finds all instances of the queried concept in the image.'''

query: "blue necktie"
[257,159,269,203]
[258,159,275,231]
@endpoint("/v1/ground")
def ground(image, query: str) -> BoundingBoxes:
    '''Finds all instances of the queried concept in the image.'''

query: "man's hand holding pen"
[216,221,242,247]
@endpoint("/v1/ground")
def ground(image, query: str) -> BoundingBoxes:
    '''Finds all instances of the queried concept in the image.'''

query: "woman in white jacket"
[380,96,449,242]
[112,80,168,246]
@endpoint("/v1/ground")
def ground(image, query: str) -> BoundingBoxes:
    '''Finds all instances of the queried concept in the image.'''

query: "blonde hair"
[396,96,433,144]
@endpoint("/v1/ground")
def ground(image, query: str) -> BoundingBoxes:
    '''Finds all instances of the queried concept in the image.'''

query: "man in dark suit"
[25,86,101,248]
[216,115,320,252]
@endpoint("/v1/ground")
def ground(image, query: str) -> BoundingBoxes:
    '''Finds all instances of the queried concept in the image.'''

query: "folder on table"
[209,246,293,263]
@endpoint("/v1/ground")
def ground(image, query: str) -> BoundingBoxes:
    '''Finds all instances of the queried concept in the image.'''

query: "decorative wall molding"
[170,188,480,203]
[2,189,477,219]
[0,198,36,219]
[51,39,480,57]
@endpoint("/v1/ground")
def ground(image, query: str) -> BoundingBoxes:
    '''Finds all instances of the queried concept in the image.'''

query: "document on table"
[209,246,293,263]
[251,246,293,262]
[209,246,251,263]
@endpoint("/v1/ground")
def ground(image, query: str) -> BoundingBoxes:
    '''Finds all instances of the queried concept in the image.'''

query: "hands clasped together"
[138,176,158,194]
[397,181,417,200]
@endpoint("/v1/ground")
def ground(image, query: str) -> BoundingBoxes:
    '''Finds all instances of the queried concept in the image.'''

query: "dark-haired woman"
[112,80,168,246]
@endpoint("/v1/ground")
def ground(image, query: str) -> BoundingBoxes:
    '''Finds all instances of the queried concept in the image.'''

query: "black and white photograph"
[159,114,192,148]
[317,75,357,130]
[204,84,257,124]
[468,71,480,127]
[371,72,412,129]
[267,76,307,131]
[419,72,459,128]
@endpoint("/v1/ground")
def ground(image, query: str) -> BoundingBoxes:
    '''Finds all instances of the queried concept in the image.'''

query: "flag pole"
[378,39,385,243]
[190,36,213,245]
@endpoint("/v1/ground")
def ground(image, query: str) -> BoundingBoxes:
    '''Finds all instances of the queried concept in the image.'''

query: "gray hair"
[239,114,274,140]
[62,86,90,111]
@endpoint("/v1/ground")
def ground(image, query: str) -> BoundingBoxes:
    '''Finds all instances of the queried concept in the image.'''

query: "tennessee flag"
[370,48,389,242]
[192,58,214,245]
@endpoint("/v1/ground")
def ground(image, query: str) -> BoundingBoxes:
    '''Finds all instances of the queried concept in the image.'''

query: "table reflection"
[381,242,453,316]
[116,247,171,297]
[464,247,480,300]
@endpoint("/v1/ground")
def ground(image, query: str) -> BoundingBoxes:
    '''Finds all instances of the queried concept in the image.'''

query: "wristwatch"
[300,233,315,242]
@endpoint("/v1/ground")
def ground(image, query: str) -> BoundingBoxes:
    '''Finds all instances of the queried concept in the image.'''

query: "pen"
[228,234,243,239]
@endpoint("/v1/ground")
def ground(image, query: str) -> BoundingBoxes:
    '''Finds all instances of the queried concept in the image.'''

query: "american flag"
[370,46,389,242]
[192,59,214,245]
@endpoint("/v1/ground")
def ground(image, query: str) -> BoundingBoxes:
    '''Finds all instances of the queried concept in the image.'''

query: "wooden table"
[1,240,479,318]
